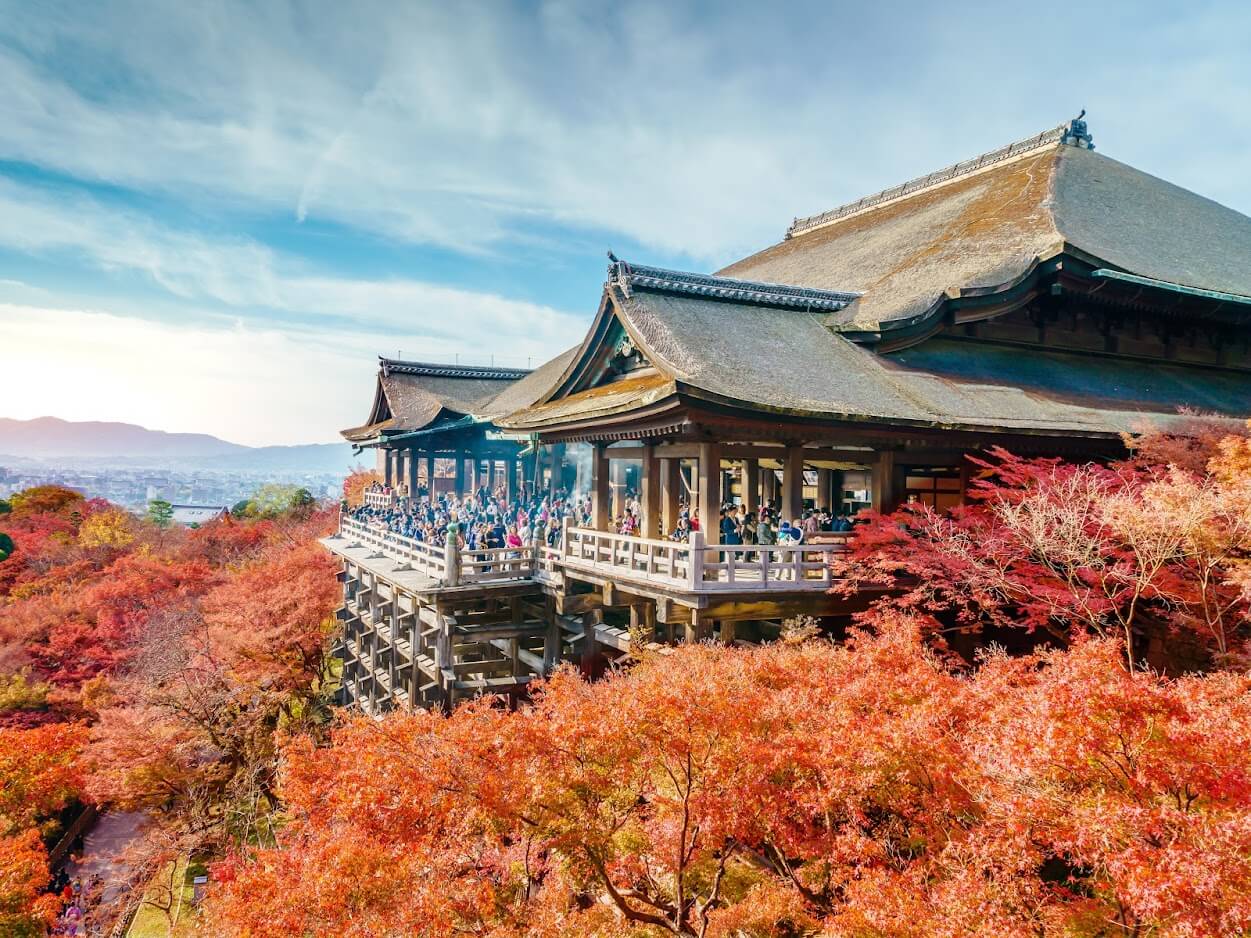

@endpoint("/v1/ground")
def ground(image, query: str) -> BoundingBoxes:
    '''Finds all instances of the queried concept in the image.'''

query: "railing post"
[445,527,461,587]
[688,530,704,589]
[561,515,573,555]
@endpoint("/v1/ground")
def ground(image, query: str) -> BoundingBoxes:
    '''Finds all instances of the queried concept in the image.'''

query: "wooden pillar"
[640,444,660,539]
[424,454,435,495]
[581,609,602,677]
[660,457,680,536]
[506,456,517,502]
[407,448,419,496]
[383,448,394,486]
[817,468,834,511]
[831,469,844,514]
[454,450,467,497]
[550,443,565,498]
[610,458,627,520]
[743,459,759,514]
[872,450,897,513]
[591,442,610,531]
[696,442,722,540]
[762,464,777,507]
[782,445,805,523]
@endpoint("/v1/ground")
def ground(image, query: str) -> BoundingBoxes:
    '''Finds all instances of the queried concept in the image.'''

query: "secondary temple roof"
[342,359,531,444]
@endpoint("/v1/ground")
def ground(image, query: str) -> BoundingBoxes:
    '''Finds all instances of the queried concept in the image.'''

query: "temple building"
[326,117,1251,714]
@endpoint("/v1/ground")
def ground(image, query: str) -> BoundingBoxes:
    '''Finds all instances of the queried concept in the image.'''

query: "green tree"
[147,498,174,528]
[0,532,13,561]
[242,484,317,519]
[0,499,11,514]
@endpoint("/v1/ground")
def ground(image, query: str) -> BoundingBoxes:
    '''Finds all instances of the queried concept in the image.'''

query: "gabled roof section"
[340,357,531,444]
[719,116,1251,337]
[499,253,1251,438]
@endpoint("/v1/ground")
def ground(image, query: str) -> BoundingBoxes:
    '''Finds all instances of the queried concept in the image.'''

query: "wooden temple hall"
[324,116,1251,714]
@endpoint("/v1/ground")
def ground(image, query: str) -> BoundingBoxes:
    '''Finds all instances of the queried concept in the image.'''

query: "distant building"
[169,504,229,526]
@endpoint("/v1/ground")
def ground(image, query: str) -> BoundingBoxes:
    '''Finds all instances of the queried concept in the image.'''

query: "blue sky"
[1,0,1249,445]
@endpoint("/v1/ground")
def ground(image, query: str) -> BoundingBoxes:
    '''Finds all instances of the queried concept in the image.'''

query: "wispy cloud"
[8,2,1246,262]
[0,176,586,359]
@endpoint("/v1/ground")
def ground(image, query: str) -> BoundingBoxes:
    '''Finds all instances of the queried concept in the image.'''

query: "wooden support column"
[454,450,467,496]
[609,459,627,520]
[782,445,805,523]
[816,468,833,511]
[831,469,844,514]
[505,456,517,502]
[762,464,778,507]
[549,443,565,498]
[383,448,394,486]
[696,442,722,539]
[743,459,759,514]
[591,442,611,531]
[639,444,660,539]
[580,609,601,676]
[660,457,680,537]
[872,450,897,513]
[424,454,435,495]
[407,448,420,496]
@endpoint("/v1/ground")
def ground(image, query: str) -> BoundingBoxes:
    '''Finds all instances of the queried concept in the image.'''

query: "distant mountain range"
[0,417,362,474]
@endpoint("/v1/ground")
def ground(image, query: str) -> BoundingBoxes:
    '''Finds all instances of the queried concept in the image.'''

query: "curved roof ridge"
[787,121,1078,239]
[608,257,859,311]
[378,357,531,380]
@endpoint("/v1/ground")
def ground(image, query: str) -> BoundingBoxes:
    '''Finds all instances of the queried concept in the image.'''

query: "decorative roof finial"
[1061,110,1094,150]
[607,250,619,263]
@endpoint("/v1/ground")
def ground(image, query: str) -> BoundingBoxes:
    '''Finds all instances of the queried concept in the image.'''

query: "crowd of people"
[49,872,99,936]
[351,481,586,551]
[351,481,859,551]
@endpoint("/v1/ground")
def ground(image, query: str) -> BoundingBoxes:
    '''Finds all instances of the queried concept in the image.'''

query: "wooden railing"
[563,527,694,590]
[339,517,536,587]
[341,516,450,580]
[563,527,849,592]
[363,490,396,510]
[339,517,848,594]
[694,536,850,591]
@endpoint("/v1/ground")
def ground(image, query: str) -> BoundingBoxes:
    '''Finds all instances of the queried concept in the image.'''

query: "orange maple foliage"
[0,830,61,936]
[205,615,1251,937]
[342,467,382,508]
[0,489,339,926]
[0,722,85,835]
[0,724,84,935]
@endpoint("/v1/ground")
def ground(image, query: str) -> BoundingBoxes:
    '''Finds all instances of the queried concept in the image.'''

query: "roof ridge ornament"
[1060,109,1095,150]
[786,119,1081,239]
[605,257,860,312]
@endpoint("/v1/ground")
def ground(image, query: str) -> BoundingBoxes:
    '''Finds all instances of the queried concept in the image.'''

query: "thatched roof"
[500,259,1251,437]
[477,347,581,421]
[719,129,1251,335]
[341,359,530,444]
